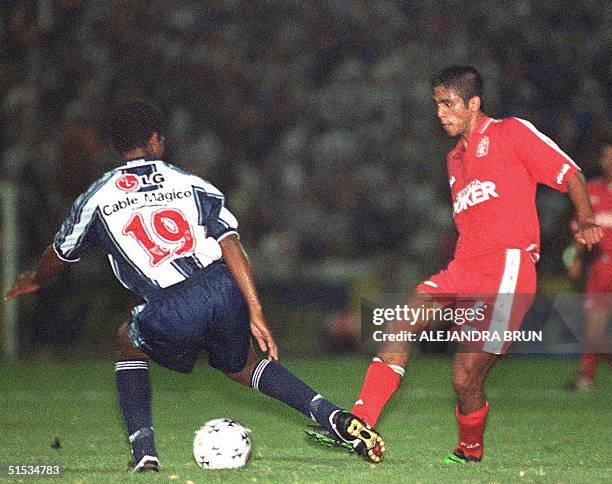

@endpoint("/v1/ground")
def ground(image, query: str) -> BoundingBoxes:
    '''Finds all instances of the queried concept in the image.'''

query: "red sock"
[351,358,402,427]
[455,402,489,461]
[579,352,598,381]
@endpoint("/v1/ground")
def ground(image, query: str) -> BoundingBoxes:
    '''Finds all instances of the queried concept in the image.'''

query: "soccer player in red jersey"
[307,65,604,463]
[565,142,612,391]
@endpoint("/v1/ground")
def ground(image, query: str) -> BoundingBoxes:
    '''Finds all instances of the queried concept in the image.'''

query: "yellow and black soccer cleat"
[331,411,385,463]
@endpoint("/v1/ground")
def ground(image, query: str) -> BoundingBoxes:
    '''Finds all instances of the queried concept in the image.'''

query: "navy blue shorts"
[128,263,250,373]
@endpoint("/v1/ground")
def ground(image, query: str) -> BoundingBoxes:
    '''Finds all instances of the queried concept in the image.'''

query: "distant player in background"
[564,141,612,391]
[4,101,384,471]
[307,66,603,463]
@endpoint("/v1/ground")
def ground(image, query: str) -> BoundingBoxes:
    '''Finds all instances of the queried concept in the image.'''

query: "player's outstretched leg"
[350,356,405,426]
[116,323,159,472]
[225,348,385,463]
[306,293,432,452]
[305,294,436,456]
[304,356,403,452]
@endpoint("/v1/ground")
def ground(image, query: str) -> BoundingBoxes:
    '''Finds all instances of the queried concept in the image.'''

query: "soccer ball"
[193,418,252,469]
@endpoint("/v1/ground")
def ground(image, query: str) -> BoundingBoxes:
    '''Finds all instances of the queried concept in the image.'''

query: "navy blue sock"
[115,360,157,461]
[251,360,340,432]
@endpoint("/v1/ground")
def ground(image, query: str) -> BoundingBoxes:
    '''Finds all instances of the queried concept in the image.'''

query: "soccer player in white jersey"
[5,101,384,470]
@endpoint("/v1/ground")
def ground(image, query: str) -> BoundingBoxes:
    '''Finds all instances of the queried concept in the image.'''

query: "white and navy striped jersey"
[53,158,238,300]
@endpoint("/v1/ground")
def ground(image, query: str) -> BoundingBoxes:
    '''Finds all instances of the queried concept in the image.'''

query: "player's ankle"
[129,427,157,463]
[454,444,483,461]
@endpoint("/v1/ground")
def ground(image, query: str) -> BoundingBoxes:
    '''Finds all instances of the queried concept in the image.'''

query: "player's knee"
[118,322,128,337]
[117,323,129,350]
[225,356,258,386]
[117,322,148,360]
[378,352,409,369]
[224,367,250,386]
[225,371,244,385]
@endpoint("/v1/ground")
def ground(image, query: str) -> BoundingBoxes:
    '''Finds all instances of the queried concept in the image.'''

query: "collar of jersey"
[451,115,491,154]
[123,157,162,166]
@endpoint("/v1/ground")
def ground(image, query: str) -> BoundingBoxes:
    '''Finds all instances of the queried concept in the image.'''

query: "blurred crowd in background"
[1,0,611,352]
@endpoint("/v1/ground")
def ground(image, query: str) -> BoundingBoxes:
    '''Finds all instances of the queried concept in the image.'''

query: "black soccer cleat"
[330,411,385,463]
[304,425,355,451]
[130,455,160,473]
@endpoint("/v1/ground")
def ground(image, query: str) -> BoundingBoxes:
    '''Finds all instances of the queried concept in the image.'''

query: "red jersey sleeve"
[506,117,580,192]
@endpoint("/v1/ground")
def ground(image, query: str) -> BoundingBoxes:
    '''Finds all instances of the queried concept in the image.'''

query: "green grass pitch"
[0,356,610,483]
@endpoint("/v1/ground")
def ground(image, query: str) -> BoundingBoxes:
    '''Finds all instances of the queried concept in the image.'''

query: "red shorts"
[584,261,612,310]
[416,248,536,354]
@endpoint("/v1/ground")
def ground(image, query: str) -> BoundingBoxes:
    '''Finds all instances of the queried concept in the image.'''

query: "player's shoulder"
[496,116,544,137]
[163,162,224,197]
[76,168,118,204]
[472,116,509,141]
[161,161,193,178]
[490,116,527,131]
[478,116,504,133]
[93,166,121,186]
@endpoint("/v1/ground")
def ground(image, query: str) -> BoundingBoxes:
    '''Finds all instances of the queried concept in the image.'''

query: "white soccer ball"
[193,418,252,469]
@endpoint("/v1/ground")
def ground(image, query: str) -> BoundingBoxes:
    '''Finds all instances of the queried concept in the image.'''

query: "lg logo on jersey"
[116,173,166,192]
[115,173,139,192]
[453,179,499,215]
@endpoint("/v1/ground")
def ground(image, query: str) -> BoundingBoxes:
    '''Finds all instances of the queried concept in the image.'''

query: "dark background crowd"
[1,0,610,355]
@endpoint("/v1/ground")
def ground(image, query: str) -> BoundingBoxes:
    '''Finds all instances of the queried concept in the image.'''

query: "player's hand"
[250,313,279,361]
[4,270,41,301]
[574,221,604,251]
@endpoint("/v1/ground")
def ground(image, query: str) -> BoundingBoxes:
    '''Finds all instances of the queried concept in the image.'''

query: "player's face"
[433,86,472,138]
[599,145,612,180]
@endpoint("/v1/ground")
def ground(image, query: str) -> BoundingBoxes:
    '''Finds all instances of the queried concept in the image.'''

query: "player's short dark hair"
[105,101,166,154]
[432,65,483,106]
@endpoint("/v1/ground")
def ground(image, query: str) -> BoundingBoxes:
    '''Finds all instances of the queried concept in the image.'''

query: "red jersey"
[448,116,580,260]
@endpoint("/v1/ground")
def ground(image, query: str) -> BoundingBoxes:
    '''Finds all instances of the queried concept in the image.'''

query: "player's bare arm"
[219,234,279,361]
[4,244,72,301]
[566,171,604,250]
